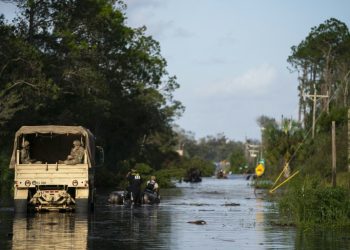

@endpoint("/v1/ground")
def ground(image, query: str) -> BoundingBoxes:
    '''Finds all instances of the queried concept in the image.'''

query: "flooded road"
[1,175,350,249]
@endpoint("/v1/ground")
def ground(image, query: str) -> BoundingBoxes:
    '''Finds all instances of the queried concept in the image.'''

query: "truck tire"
[14,199,27,213]
[75,199,89,213]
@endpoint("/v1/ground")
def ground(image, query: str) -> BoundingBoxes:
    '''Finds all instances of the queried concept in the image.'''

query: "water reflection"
[3,176,350,249]
[12,213,88,250]
[86,203,172,249]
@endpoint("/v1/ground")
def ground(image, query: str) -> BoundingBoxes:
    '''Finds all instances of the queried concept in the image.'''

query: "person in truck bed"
[20,141,42,164]
[60,140,85,165]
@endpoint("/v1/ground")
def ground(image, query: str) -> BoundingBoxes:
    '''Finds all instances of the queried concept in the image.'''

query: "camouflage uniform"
[65,146,85,165]
[20,148,42,164]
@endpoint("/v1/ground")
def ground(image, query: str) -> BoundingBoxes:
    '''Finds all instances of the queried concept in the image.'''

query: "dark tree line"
[0,0,184,187]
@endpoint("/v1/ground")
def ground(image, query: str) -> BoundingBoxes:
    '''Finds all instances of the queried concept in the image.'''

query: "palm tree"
[264,119,305,177]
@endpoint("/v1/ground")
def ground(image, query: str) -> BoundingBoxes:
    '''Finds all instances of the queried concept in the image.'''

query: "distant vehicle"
[10,126,104,213]
[183,168,202,183]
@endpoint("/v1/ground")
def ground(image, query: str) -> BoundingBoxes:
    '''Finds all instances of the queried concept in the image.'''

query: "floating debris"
[197,191,220,194]
[199,209,215,211]
[190,202,209,206]
[187,220,206,225]
[167,203,209,206]
[221,203,240,206]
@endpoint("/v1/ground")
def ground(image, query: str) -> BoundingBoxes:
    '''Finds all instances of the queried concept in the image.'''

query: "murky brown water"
[1,175,350,249]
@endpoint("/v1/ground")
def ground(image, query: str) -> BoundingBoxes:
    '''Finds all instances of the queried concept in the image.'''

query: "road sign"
[255,163,265,177]
[259,158,265,164]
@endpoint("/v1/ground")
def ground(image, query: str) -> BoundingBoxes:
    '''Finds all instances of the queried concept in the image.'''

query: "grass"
[250,179,274,189]
[277,176,350,228]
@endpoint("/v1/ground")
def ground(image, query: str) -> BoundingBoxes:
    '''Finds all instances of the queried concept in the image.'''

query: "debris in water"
[221,203,240,206]
[197,191,220,194]
[187,220,206,225]
[190,202,209,206]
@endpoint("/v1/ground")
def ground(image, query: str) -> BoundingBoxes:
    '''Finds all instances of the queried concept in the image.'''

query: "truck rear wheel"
[75,199,89,213]
[14,199,27,213]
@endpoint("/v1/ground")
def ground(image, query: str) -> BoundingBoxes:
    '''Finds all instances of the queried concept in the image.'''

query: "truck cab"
[10,126,101,213]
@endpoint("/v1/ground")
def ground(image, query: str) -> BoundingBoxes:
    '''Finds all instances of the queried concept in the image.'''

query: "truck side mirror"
[96,146,104,167]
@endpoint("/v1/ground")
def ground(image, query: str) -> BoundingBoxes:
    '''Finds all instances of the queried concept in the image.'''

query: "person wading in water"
[126,168,142,205]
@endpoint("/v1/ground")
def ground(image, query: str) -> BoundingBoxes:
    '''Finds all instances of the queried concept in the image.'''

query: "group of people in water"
[20,140,85,165]
[216,168,227,178]
[125,169,159,205]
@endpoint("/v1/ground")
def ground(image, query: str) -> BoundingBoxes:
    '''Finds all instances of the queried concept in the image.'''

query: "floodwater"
[1,175,350,249]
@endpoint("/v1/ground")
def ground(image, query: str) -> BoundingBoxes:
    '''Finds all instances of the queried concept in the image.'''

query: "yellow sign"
[255,163,265,177]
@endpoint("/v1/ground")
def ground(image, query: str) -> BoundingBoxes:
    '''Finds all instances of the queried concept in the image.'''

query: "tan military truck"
[10,126,103,213]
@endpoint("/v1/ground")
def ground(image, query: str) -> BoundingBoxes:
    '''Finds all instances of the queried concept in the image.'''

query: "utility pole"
[332,121,336,187]
[303,84,328,138]
[260,126,265,158]
[348,109,350,172]
[249,144,260,167]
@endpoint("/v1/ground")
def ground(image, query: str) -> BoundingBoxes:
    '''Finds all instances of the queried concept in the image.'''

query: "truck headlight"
[72,180,78,186]
[25,180,31,186]
[32,180,36,185]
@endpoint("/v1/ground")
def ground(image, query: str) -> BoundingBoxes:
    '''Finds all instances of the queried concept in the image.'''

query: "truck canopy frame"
[10,126,95,168]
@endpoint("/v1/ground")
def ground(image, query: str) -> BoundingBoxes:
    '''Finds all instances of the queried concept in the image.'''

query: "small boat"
[109,186,160,205]
[216,169,227,179]
[183,168,202,183]
[108,191,124,204]
[142,190,161,204]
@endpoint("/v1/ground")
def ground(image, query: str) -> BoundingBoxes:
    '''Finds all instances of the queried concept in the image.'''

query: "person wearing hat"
[62,140,85,165]
[145,176,159,196]
[20,141,42,164]
[126,168,143,205]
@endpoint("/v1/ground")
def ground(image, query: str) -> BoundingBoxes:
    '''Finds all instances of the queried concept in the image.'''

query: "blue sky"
[1,0,349,142]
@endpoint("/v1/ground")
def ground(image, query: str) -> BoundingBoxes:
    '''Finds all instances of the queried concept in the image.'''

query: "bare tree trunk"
[344,74,349,107]
[29,3,34,46]
[299,69,306,124]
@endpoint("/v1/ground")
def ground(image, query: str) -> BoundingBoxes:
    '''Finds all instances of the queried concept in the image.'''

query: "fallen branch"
[187,220,206,225]
[221,203,240,206]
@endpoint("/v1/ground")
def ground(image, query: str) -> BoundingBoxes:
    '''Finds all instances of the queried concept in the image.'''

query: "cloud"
[194,62,278,97]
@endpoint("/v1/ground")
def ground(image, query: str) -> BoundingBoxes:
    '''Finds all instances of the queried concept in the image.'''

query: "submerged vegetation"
[278,177,350,227]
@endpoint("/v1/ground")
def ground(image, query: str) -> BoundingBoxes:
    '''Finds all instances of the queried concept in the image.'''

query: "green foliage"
[183,156,216,177]
[318,107,348,132]
[175,129,243,161]
[278,176,350,227]
[263,118,305,177]
[0,1,186,189]
[135,163,153,175]
[229,150,248,173]
[0,151,14,194]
